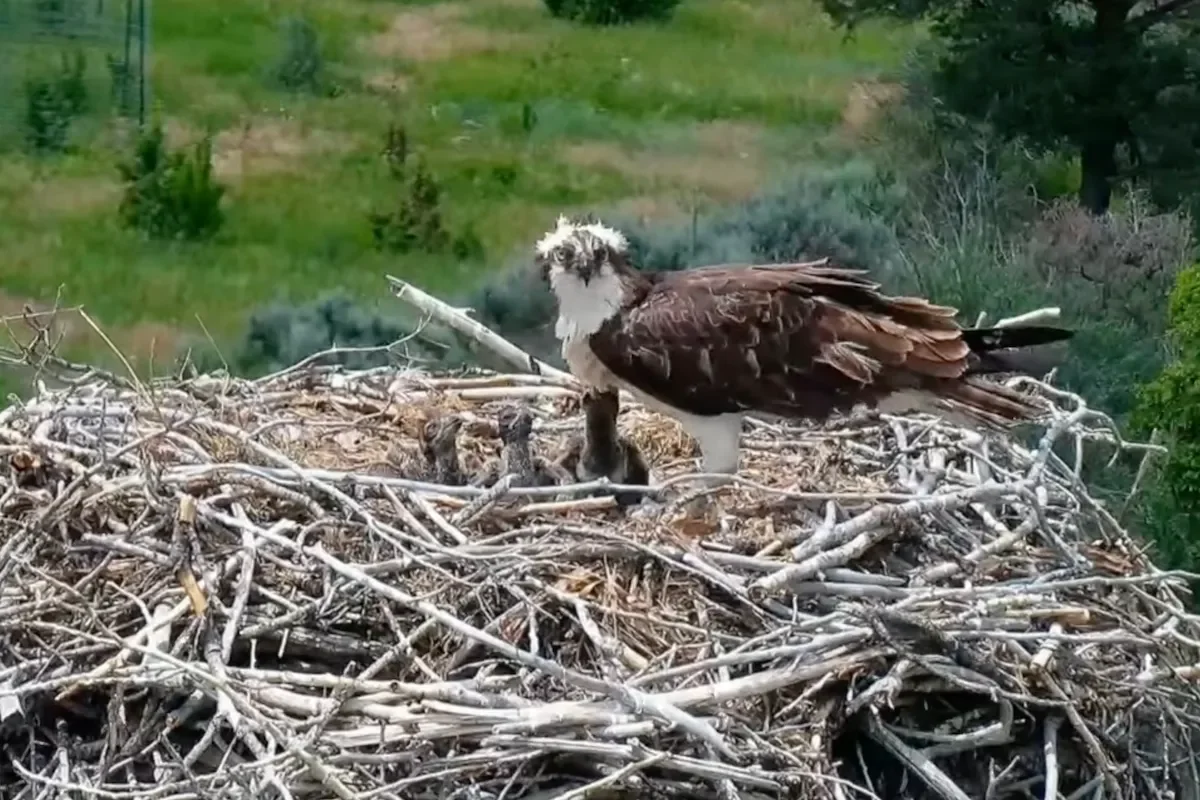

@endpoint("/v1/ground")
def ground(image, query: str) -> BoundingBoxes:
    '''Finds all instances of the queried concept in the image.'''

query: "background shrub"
[861,76,1195,419]
[543,0,682,25]
[1131,264,1200,572]
[1023,196,1193,415]
[23,49,87,153]
[269,15,324,94]
[369,124,485,260]
[117,121,225,241]
[230,293,410,375]
[191,292,482,377]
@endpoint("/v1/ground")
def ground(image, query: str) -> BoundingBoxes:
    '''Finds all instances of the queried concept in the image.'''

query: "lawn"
[0,0,918,373]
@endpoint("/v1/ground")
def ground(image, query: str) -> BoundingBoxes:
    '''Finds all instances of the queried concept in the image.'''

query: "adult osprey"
[535,215,1072,485]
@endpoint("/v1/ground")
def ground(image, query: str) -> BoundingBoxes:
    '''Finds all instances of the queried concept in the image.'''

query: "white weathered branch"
[387,274,576,384]
[994,307,1062,328]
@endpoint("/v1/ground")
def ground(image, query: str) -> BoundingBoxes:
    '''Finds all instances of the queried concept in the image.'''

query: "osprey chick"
[555,387,650,508]
[368,413,464,483]
[419,414,466,485]
[535,215,1073,486]
[473,403,571,489]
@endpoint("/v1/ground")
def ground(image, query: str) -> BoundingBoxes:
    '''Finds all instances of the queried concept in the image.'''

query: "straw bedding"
[0,356,1198,800]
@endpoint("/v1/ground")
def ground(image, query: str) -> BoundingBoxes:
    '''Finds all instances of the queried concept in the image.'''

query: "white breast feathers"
[549,268,625,342]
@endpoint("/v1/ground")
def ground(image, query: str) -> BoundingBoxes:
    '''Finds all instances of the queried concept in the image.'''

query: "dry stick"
[83,632,357,800]
[866,711,972,800]
[546,753,668,800]
[227,512,736,759]
[53,551,242,703]
[993,307,1062,328]
[1042,716,1061,800]
[302,539,739,760]
[753,482,1028,594]
[912,513,1038,585]
[387,275,576,384]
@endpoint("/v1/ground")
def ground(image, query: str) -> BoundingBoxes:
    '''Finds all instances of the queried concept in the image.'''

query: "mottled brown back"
[587,262,1043,424]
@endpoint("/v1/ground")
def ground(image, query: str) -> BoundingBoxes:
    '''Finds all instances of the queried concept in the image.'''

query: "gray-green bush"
[269,15,324,94]
[191,292,483,378]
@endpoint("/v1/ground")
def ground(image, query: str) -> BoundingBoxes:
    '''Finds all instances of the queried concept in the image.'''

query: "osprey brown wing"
[588,263,980,420]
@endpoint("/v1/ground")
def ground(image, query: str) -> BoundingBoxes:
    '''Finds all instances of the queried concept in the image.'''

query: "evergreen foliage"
[23,50,88,154]
[369,124,485,260]
[117,121,226,241]
[818,0,1200,215]
[1132,264,1200,572]
[269,15,324,94]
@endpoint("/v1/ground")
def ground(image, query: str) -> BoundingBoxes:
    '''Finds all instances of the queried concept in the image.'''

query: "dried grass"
[0,342,1198,799]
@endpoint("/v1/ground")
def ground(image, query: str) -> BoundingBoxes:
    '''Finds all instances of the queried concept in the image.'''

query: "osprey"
[535,215,1073,487]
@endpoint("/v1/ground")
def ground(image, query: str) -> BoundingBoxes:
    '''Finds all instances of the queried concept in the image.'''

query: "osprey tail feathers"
[935,378,1049,428]
[961,324,1073,378]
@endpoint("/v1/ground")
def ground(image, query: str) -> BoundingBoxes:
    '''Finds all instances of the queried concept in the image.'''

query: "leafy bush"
[371,157,450,253]
[23,50,87,153]
[269,15,324,94]
[1131,265,1200,571]
[369,124,486,259]
[543,0,681,25]
[117,121,226,241]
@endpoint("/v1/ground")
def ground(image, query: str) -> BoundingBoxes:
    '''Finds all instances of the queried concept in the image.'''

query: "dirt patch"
[561,138,764,201]
[841,80,906,136]
[165,117,360,183]
[367,2,538,63]
[364,71,412,95]
[27,177,122,217]
[211,120,358,182]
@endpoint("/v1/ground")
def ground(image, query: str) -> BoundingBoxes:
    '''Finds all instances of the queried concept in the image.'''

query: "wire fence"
[0,0,150,151]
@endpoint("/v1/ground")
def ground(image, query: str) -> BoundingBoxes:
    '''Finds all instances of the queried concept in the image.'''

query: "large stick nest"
[1,357,1198,800]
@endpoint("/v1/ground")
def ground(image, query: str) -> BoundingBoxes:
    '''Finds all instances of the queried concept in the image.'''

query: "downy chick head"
[495,403,534,445]
[421,414,463,462]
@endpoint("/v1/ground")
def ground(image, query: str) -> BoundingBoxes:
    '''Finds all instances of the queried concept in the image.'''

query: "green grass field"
[0,0,918,371]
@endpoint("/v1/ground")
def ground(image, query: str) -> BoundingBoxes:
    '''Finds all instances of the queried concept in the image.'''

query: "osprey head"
[421,414,463,460]
[537,215,632,341]
[496,403,534,444]
[535,214,629,286]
